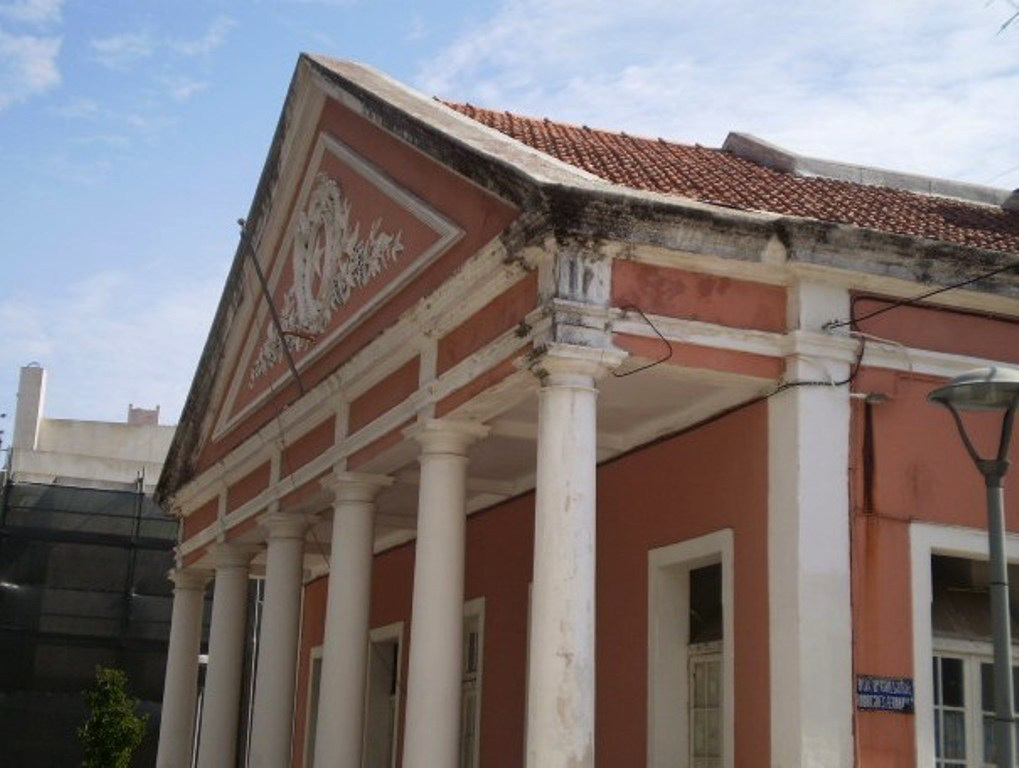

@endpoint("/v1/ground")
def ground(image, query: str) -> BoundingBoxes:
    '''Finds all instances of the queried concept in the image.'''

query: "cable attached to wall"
[766,256,1019,398]
[823,258,1019,332]
[764,335,866,399]
[236,217,333,571]
[238,218,306,397]
[611,304,673,378]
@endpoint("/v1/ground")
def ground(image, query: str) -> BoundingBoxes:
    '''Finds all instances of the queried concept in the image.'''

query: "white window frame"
[523,582,532,752]
[647,529,734,768]
[911,522,1019,765]
[931,639,1019,767]
[461,597,485,768]
[304,645,324,768]
[363,621,403,768]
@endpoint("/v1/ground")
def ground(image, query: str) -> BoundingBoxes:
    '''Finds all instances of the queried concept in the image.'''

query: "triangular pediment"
[160,56,533,495]
[216,132,465,439]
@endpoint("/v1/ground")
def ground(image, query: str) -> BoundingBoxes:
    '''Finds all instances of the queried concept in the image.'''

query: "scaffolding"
[0,480,178,766]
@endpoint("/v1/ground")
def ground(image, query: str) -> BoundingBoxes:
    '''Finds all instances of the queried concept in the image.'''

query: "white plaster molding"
[860,342,1019,379]
[260,510,318,540]
[600,242,791,286]
[216,132,464,439]
[322,469,393,498]
[174,237,526,512]
[405,418,490,455]
[529,342,628,384]
[611,312,786,364]
[613,303,1019,384]
[209,542,259,569]
[168,567,212,590]
[249,172,408,383]
[791,262,1019,321]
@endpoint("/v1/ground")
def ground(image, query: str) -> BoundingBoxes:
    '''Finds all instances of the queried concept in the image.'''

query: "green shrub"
[78,667,148,768]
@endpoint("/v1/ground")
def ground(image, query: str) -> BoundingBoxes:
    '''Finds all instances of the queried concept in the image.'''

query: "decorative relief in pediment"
[212,132,466,442]
[249,173,405,385]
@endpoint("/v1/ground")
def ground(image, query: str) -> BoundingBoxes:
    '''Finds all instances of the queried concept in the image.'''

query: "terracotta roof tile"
[448,103,1019,255]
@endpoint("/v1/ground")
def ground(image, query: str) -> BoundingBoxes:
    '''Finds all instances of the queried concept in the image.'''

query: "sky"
[0,0,1017,444]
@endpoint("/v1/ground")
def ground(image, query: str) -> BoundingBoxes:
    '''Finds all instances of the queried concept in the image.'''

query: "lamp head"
[929,366,1019,412]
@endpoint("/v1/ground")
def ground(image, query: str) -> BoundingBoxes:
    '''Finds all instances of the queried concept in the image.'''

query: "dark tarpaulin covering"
[0,481,180,767]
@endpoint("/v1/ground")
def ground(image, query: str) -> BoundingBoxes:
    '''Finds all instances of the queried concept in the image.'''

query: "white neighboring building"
[0,365,188,767]
[9,364,175,493]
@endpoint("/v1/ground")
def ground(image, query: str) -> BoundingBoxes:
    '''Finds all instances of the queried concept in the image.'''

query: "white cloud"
[0,0,61,25]
[415,0,1019,188]
[165,76,208,102]
[69,133,130,149]
[406,15,428,41]
[171,15,234,57]
[277,0,358,6]
[0,269,226,423]
[0,29,59,110]
[50,96,98,118]
[41,150,113,185]
[89,31,154,69]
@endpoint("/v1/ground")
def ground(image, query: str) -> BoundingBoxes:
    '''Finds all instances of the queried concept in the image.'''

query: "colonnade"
[156,345,621,768]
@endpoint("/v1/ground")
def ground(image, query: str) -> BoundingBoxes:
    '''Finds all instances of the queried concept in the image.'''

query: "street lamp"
[930,366,1019,768]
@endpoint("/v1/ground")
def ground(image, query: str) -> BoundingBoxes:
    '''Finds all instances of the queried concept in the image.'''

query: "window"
[932,650,1019,767]
[364,623,402,768]
[305,648,323,767]
[689,644,722,768]
[911,523,1019,765]
[648,530,734,768]
[460,598,484,768]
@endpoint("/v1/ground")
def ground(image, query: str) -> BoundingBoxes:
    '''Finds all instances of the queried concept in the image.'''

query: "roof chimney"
[13,364,46,451]
[127,404,160,426]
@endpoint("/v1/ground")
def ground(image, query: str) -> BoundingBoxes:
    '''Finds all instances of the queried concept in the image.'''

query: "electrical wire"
[823,258,1019,332]
[611,304,673,378]
[764,336,867,399]
[238,218,306,397]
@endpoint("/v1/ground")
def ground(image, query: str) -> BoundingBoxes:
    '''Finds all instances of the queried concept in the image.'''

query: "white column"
[525,344,623,768]
[196,544,257,768]
[402,419,488,768]
[248,511,314,768]
[312,471,393,768]
[768,282,854,767]
[156,567,209,768]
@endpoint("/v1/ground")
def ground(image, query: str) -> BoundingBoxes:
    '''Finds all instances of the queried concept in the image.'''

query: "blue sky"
[0,0,1017,441]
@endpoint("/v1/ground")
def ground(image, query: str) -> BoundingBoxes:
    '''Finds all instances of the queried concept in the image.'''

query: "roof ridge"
[722,132,1011,208]
[446,100,1014,209]
[443,97,1019,255]
[442,100,708,154]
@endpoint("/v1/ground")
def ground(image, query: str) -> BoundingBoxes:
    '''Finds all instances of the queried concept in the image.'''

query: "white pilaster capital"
[322,470,394,505]
[404,418,490,456]
[169,567,211,591]
[259,510,316,540]
[210,542,259,570]
[530,342,627,387]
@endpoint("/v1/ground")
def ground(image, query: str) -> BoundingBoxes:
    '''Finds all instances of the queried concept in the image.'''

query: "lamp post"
[930,366,1019,768]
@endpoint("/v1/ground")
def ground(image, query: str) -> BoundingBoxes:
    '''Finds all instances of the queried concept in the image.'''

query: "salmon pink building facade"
[155,55,1019,767]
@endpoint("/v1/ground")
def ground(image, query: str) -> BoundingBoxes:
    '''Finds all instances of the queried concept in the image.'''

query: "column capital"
[322,470,394,504]
[210,542,259,569]
[169,567,211,590]
[530,343,626,387]
[404,418,489,456]
[259,510,316,540]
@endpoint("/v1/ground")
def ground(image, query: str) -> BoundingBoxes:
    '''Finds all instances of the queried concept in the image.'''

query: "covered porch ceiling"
[288,359,768,570]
